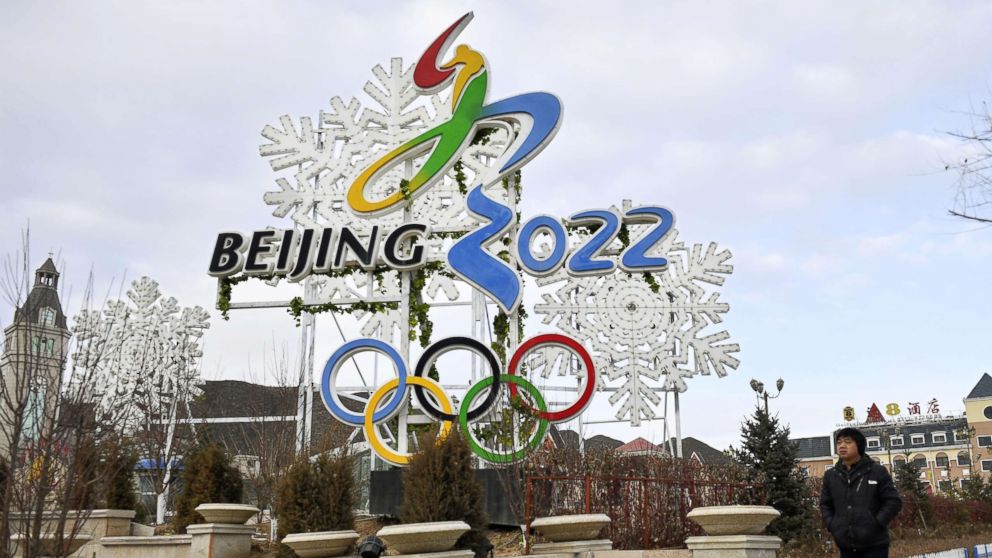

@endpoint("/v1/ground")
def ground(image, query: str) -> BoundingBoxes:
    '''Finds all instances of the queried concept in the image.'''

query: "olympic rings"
[414,336,501,422]
[365,376,453,466]
[459,374,550,464]
[319,333,596,466]
[507,334,597,423]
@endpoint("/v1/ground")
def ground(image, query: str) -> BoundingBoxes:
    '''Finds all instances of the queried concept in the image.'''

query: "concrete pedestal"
[530,539,613,555]
[377,521,470,554]
[281,530,359,558]
[531,514,611,542]
[188,523,255,558]
[685,535,781,558]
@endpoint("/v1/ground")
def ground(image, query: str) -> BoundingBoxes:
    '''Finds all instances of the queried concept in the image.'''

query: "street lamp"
[750,377,784,413]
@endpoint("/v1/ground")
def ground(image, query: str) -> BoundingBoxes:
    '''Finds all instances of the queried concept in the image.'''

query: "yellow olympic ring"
[364,376,454,466]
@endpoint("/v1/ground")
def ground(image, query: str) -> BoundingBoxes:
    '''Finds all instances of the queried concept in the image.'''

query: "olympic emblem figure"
[346,12,563,313]
[320,334,595,466]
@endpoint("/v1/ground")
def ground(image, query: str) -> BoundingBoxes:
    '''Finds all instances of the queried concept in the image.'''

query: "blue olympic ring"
[320,338,408,426]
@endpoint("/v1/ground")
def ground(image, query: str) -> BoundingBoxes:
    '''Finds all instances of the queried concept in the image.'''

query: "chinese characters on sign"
[843,398,941,423]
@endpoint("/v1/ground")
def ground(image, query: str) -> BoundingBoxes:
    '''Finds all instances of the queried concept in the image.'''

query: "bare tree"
[946,99,992,224]
[222,344,298,516]
[0,230,135,558]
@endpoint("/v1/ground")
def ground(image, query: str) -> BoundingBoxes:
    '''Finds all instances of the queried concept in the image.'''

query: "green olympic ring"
[458,374,550,464]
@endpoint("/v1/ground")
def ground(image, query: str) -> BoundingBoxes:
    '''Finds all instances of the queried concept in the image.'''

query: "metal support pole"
[397,160,413,456]
[507,174,521,451]
[295,276,315,455]
[674,390,683,459]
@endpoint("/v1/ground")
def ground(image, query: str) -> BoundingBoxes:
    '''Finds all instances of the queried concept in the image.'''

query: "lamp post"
[749,378,784,413]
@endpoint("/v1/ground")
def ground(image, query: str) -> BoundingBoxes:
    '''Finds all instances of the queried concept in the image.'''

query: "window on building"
[961,479,974,489]
[913,455,928,468]
[39,307,55,326]
[978,436,992,447]
[958,452,972,466]
[867,437,881,450]
[890,436,904,447]
[982,460,992,472]
[893,456,906,467]
[32,337,55,356]
[932,432,947,444]
[911,434,925,445]
[23,379,47,441]
[986,406,992,420]
[938,480,952,492]
[935,454,949,468]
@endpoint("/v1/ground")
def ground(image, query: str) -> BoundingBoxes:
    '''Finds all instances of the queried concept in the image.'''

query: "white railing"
[908,549,968,558]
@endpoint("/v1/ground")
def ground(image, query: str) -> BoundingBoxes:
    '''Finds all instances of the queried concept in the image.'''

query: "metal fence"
[523,474,764,550]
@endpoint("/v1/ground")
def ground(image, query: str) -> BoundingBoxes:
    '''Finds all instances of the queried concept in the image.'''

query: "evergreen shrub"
[275,451,355,558]
[400,428,487,551]
[172,439,244,533]
[731,407,816,543]
[894,460,932,528]
[102,440,144,522]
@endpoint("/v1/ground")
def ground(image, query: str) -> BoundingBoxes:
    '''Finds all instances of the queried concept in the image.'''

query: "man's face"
[837,436,859,460]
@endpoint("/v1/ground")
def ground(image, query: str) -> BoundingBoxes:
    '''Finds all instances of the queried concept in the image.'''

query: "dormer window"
[39,307,55,326]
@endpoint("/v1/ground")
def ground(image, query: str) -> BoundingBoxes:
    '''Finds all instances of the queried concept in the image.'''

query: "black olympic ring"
[413,336,501,422]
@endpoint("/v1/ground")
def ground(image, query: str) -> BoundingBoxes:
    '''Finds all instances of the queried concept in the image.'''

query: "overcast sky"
[3,1,992,451]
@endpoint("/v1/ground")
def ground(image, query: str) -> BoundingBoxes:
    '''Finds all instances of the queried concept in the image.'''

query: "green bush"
[172,439,244,533]
[401,428,487,550]
[894,460,932,528]
[730,408,816,544]
[276,452,355,558]
[102,440,145,522]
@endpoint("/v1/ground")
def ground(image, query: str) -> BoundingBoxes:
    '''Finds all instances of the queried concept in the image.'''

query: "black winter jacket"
[819,456,903,551]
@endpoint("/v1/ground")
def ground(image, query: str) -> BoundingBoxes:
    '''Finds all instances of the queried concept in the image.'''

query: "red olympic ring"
[507,333,596,423]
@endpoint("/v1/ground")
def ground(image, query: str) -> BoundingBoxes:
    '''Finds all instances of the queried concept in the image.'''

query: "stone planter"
[11,534,92,556]
[282,530,360,558]
[377,521,469,554]
[194,503,260,525]
[531,513,611,542]
[687,505,780,536]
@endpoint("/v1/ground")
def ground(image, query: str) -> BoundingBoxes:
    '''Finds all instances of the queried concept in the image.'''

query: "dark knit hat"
[835,427,867,456]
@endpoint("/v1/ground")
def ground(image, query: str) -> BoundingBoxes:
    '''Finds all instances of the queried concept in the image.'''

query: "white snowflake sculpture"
[258,57,507,343]
[533,224,739,426]
[72,277,210,430]
[258,57,509,234]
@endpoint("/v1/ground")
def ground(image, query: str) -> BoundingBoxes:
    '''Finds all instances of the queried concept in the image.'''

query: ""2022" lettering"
[516,205,675,277]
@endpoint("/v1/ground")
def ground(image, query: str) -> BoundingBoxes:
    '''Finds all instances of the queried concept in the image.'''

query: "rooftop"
[793,436,833,459]
[967,373,992,400]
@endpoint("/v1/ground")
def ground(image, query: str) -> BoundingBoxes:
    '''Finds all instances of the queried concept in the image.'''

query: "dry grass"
[782,528,992,558]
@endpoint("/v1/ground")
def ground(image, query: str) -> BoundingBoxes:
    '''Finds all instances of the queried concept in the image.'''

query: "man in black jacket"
[820,427,903,557]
